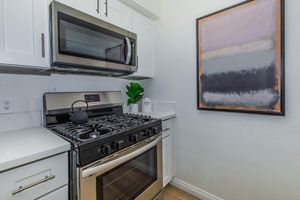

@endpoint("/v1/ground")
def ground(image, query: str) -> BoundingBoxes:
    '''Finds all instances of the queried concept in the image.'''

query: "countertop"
[131,111,176,121]
[0,127,70,172]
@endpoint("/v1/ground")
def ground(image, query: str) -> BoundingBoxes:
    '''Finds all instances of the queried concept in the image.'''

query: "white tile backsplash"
[0,111,42,132]
[152,101,176,113]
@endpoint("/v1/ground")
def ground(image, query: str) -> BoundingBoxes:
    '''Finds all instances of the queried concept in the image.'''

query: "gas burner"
[77,127,114,141]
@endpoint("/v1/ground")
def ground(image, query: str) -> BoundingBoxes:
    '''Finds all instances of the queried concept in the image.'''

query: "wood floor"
[163,185,200,200]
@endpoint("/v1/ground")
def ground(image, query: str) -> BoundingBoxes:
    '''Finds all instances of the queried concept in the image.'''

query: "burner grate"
[49,113,153,142]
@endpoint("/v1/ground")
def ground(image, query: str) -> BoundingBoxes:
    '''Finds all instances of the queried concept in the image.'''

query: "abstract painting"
[197,0,284,115]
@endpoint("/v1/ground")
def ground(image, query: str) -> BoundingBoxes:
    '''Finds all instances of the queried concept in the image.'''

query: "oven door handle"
[82,135,162,178]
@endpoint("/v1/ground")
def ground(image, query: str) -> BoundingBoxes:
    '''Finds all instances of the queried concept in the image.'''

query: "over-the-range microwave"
[50,1,137,76]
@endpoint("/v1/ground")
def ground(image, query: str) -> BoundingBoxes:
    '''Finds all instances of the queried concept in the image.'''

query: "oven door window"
[57,12,133,65]
[96,147,157,200]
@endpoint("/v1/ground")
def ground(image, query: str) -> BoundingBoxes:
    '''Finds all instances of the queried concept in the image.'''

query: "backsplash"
[0,73,138,133]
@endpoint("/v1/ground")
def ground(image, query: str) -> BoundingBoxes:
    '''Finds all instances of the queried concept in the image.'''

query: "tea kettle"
[70,100,89,124]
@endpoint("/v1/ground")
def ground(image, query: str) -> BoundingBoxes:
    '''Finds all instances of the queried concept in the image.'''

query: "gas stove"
[43,91,163,200]
[44,91,162,166]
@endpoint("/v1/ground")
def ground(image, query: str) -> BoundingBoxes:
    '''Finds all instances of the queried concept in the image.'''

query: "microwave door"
[105,44,125,63]
[105,37,132,65]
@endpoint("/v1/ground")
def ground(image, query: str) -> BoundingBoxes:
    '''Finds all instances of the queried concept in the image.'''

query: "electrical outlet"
[0,96,15,114]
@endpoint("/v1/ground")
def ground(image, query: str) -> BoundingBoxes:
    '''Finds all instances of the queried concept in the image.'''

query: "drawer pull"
[12,175,55,195]
[163,128,170,132]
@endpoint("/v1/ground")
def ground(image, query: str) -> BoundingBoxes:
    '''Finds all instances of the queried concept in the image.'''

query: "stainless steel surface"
[105,0,108,17]
[12,175,55,195]
[50,1,137,76]
[50,66,128,77]
[41,33,45,58]
[82,135,162,178]
[125,37,132,65]
[44,91,123,114]
[80,134,163,200]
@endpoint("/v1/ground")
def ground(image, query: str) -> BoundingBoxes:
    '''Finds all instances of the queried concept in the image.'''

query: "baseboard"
[171,178,224,200]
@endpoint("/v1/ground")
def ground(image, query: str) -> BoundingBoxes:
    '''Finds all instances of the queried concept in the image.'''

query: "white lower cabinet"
[0,152,68,200]
[162,119,173,187]
[38,185,68,200]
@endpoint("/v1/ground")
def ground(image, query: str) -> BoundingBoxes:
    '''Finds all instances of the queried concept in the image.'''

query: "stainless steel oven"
[50,1,137,76]
[79,135,163,200]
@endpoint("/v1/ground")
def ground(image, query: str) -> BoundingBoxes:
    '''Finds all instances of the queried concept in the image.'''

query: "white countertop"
[0,127,70,172]
[149,112,176,121]
[131,111,176,121]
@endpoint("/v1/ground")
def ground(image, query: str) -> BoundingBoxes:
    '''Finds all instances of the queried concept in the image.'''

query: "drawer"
[0,152,68,200]
[37,185,68,200]
[162,119,172,138]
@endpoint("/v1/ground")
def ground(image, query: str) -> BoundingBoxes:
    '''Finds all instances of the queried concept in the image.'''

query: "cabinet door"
[131,11,154,78]
[37,185,68,200]
[0,0,49,69]
[162,135,173,187]
[57,0,99,17]
[101,0,132,30]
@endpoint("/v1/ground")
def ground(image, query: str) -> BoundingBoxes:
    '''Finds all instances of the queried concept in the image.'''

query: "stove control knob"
[101,144,111,155]
[112,140,125,151]
[151,127,159,134]
[129,134,139,143]
[142,129,152,137]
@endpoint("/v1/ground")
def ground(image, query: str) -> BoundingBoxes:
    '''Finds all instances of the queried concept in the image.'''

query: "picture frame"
[196,0,285,115]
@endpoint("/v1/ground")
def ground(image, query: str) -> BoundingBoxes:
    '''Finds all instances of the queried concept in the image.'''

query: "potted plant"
[126,82,144,113]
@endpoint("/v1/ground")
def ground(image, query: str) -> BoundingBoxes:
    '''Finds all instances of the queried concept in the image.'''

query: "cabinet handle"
[41,33,45,58]
[12,175,55,195]
[96,0,100,14]
[105,0,108,17]
[163,128,171,132]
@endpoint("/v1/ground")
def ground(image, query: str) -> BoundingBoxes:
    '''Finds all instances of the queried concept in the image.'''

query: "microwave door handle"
[81,135,162,178]
[125,37,132,65]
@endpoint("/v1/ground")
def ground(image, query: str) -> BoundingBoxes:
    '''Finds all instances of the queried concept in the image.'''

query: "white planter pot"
[131,104,139,113]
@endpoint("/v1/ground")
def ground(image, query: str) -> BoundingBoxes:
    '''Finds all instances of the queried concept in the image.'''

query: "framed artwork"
[196,0,285,115]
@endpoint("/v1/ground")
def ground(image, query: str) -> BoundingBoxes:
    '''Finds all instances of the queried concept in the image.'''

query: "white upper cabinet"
[129,11,154,78]
[100,0,132,30]
[0,0,50,69]
[56,0,100,17]
[119,0,161,20]
[0,0,155,77]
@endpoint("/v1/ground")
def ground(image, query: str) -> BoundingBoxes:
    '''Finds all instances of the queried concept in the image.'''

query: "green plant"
[126,82,144,105]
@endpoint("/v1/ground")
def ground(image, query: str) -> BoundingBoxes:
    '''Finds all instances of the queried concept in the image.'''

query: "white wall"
[0,74,136,132]
[144,0,300,199]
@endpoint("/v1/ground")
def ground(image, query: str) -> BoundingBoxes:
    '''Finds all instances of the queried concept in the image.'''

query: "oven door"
[80,135,163,200]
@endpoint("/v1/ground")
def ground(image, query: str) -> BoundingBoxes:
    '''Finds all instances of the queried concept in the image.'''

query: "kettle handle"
[71,100,89,112]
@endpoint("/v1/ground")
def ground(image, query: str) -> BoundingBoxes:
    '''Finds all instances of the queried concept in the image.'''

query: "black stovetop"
[48,113,155,144]
[48,113,162,166]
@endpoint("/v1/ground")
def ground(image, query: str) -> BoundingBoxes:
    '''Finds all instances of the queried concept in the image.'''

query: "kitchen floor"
[163,185,200,200]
